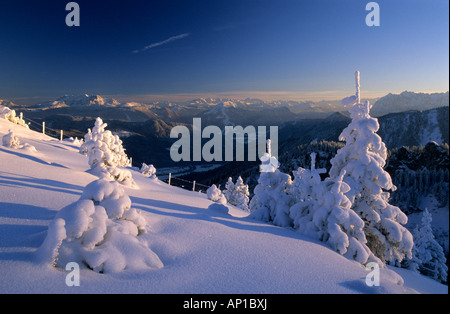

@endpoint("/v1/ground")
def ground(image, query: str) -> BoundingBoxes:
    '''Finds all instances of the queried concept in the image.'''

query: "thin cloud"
[132,33,191,53]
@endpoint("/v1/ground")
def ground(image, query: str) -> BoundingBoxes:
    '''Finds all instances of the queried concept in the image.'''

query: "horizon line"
[104,89,449,103]
[3,89,449,106]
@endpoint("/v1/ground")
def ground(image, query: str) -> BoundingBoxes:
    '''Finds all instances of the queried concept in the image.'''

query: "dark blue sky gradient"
[0,0,448,103]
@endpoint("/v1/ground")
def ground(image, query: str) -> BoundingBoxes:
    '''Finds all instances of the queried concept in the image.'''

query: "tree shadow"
[130,196,321,244]
[0,146,67,168]
[0,203,54,262]
[0,202,56,221]
[0,172,84,196]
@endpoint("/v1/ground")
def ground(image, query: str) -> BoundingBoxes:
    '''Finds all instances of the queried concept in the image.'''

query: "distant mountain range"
[1,91,448,169]
[371,91,449,117]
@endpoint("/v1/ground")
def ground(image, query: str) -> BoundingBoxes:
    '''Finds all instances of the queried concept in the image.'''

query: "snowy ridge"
[203,101,235,126]
[372,91,449,117]
[378,106,449,148]
[35,94,121,109]
[0,114,447,293]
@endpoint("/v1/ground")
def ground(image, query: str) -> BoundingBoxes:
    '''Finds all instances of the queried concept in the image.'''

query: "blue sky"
[0,0,448,104]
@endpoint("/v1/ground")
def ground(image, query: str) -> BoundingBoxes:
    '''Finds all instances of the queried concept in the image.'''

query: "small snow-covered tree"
[403,225,422,272]
[233,177,250,212]
[224,177,250,211]
[413,209,448,283]
[249,140,295,226]
[79,128,91,155]
[80,117,131,169]
[289,152,326,232]
[80,118,134,186]
[36,179,163,273]
[207,184,227,205]
[2,130,20,148]
[140,163,157,180]
[222,177,235,203]
[329,71,413,264]
[290,152,326,203]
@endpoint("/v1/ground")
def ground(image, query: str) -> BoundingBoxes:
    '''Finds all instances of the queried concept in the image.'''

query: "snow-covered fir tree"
[403,225,422,273]
[2,129,20,148]
[290,152,326,203]
[36,179,163,273]
[223,177,250,211]
[288,153,371,263]
[249,140,295,226]
[329,71,413,264]
[80,117,131,169]
[289,152,327,231]
[413,209,448,283]
[140,163,157,180]
[222,177,235,203]
[317,171,372,264]
[206,184,227,205]
[289,152,325,233]
[234,177,250,211]
[80,117,135,187]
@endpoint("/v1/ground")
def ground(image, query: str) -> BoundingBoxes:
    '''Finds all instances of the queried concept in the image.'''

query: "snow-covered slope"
[0,116,447,294]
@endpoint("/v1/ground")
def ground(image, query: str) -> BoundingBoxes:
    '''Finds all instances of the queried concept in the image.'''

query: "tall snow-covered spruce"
[329,71,413,264]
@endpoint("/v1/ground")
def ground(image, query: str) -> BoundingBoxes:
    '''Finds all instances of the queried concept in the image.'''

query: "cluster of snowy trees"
[248,72,415,267]
[0,105,28,128]
[1,106,36,151]
[278,140,344,175]
[391,168,449,211]
[207,176,250,211]
[34,73,446,280]
[37,117,164,273]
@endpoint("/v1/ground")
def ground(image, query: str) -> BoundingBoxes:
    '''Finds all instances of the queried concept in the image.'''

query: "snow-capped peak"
[35,94,121,109]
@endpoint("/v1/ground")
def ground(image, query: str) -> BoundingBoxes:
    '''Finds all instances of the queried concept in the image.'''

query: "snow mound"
[36,179,163,273]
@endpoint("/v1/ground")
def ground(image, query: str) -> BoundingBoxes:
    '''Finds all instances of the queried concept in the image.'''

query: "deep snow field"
[0,117,447,294]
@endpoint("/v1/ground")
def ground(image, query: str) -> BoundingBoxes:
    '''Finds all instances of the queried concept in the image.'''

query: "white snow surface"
[0,117,447,294]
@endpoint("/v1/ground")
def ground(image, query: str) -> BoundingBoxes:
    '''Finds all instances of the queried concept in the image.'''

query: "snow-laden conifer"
[207,184,227,205]
[329,71,413,264]
[224,177,250,211]
[80,117,135,187]
[413,209,448,283]
[36,179,163,273]
[249,140,295,226]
